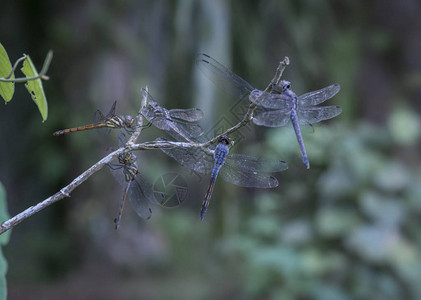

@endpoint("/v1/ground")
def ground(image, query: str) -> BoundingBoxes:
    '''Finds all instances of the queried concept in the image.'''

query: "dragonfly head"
[218,134,231,146]
[124,115,135,127]
[280,80,291,92]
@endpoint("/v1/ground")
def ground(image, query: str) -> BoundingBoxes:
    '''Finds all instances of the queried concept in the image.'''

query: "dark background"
[1,1,421,299]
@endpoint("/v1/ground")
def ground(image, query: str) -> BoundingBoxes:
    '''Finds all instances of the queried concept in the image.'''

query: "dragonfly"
[108,150,155,229]
[158,135,288,220]
[252,80,341,169]
[53,101,136,136]
[196,53,341,169]
[141,88,204,142]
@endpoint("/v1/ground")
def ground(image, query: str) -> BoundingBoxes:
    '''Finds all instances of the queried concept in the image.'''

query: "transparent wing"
[94,100,117,123]
[252,109,291,127]
[108,161,126,186]
[225,154,288,173]
[219,162,279,188]
[197,53,254,100]
[128,174,154,220]
[298,84,340,106]
[157,138,214,174]
[297,106,342,125]
[169,108,204,122]
[169,120,204,139]
[250,92,294,110]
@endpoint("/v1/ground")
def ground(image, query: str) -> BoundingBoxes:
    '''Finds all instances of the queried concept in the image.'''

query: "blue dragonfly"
[141,88,204,142]
[252,80,341,169]
[196,53,341,169]
[158,135,288,219]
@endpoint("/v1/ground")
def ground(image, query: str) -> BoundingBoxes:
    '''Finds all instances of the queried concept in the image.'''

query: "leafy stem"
[0,50,53,83]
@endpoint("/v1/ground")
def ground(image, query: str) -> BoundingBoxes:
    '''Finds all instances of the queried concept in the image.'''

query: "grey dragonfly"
[141,88,204,142]
[158,135,288,220]
[197,53,341,169]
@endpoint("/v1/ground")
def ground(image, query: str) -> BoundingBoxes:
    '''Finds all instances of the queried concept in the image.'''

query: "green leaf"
[0,182,10,300]
[20,55,48,121]
[0,43,15,103]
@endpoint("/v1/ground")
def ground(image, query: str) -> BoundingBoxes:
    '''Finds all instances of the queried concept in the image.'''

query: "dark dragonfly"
[196,53,341,169]
[141,89,204,142]
[253,80,341,169]
[158,135,288,220]
[108,150,155,229]
[53,101,135,136]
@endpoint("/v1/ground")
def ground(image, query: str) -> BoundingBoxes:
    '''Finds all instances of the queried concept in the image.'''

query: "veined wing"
[151,118,203,142]
[219,162,279,188]
[250,92,294,110]
[128,174,154,220]
[298,84,340,106]
[93,100,117,123]
[252,109,291,127]
[297,106,342,125]
[157,138,214,174]
[169,108,204,122]
[197,53,254,100]
[225,154,288,173]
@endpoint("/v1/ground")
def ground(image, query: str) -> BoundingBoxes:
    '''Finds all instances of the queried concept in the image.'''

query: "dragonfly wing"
[219,162,279,188]
[197,53,254,99]
[157,138,214,174]
[298,84,340,106]
[108,161,126,186]
[170,120,204,139]
[253,109,291,127]
[297,106,342,125]
[169,108,204,122]
[226,154,288,173]
[251,92,294,110]
[128,174,154,220]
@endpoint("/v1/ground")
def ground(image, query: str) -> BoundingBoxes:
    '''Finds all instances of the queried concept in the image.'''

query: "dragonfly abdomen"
[114,181,131,229]
[201,164,223,220]
[290,110,309,169]
[52,123,108,136]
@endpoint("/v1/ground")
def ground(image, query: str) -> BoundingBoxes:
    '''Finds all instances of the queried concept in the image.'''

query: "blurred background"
[1,0,421,299]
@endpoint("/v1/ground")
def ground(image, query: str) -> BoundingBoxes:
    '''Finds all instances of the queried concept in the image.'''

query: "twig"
[0,50,53,83]
[0,56,290,234]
